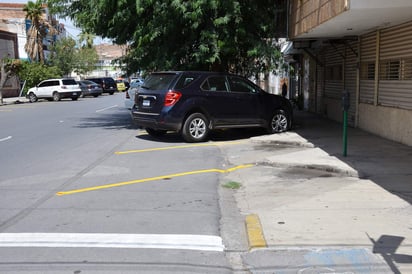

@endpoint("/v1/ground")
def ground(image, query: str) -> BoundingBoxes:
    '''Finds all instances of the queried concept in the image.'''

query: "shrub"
[18,62,62,95]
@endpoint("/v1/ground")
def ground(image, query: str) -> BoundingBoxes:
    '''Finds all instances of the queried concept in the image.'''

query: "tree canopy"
[47,0,284,76]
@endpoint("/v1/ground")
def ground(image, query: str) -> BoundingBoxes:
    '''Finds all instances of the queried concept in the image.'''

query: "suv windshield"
[142,74,176,90]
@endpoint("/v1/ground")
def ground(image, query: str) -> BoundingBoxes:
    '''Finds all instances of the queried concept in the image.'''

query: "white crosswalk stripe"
[0,233,225,251]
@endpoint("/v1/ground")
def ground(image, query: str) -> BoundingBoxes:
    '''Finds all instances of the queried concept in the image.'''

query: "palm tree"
[23,0,57,63]
[78,31,95,48]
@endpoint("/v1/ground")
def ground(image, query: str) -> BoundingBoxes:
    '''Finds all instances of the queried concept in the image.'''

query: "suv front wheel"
[28,92,38,103]
[182,113,209,142]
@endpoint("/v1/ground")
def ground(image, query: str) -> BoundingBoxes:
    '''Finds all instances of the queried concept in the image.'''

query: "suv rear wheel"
[182,113,209,142]
[267,109,289,133]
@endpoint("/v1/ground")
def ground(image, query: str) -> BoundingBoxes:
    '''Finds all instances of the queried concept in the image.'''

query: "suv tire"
[182,113,209,142]
[53,92,61,101]
[28,92,37,103]
[267,109,289,134]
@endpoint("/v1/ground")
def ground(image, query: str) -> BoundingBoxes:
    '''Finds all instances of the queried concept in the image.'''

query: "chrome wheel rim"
[271,113,288,132]
[189,118,206,139]
[29,93,36,102]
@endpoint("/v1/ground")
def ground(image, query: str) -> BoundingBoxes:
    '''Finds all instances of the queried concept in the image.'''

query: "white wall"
[358,103,412,146]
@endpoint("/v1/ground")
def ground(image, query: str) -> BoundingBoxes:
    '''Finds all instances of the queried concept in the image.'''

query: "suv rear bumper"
[60,91,80,98]
[131,109,182,131]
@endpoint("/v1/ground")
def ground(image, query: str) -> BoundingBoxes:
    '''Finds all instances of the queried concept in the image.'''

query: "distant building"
[86,43,127,79]
[0,3,67,97]
[0,29,19,97]
[0,3,67,62]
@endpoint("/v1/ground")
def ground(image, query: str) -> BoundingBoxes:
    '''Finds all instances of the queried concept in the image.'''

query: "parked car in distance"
[85,77,117,95]
[125,79,143,109]
[116,79,129,92]
[77,80,103,97]
[26,78,81,102]
[131,71,293,142]
[130,77,144,86]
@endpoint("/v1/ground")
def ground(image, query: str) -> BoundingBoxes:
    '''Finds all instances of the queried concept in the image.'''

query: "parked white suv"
[26,78,81,102]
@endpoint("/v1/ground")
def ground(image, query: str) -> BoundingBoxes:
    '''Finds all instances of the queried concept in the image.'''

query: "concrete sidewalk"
[1,96,29,105]
[223,111,412,273]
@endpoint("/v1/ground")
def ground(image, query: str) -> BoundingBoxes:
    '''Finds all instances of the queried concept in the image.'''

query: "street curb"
[250,133,315,148]
[245,214,267,250]
[1,97,29,105]
[257,160,360,177]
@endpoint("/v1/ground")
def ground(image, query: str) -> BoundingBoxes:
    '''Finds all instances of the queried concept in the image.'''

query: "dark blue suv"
[131,71,293,142]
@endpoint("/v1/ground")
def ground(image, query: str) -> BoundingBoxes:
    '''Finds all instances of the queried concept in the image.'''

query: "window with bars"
[403,59,412,80]
[380,60,400,80]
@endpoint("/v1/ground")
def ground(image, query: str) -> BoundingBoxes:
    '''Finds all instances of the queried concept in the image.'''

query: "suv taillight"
[164,90,182,106]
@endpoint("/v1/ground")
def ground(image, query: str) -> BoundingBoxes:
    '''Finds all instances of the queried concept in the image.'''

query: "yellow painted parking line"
[56,164,254,196]
[245,214,267,249]
[115,141,245,155]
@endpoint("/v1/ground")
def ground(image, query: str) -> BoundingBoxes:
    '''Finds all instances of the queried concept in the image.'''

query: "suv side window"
[228,76,257,93]
[201,76,228,92]
[39,81,51,87]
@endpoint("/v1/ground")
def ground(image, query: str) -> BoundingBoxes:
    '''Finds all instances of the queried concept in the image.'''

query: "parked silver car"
[125,79,143,109]
[77,80,103,97]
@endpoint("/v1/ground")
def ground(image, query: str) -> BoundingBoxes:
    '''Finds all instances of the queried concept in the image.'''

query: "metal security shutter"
[323,44,344,99]
[359,32,376,104]
[344,40,358,126]
[379,21,412,109]
[315,63,324,114]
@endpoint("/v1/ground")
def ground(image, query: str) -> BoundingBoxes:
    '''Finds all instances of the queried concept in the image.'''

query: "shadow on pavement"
[75,111,139,130]
[292,110,412,205]
[136,128,269,143]
[368,234,412,274]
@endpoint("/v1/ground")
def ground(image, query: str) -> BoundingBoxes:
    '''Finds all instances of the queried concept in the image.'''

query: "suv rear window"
[142,74,177,90]
[175,74,200,89]
[62,79,77,85]
[104,77,115,84]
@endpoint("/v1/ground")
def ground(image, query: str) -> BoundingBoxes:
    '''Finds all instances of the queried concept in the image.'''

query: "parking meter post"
[343,110,348,157]
[342,91,350,157]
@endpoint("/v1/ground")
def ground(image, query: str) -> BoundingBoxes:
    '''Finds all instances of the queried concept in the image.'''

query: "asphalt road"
[0,93,252,273]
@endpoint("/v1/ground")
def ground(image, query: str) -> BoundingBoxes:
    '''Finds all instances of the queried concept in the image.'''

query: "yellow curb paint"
[114,141,244,155]
[56,164,254,196]
[245,214,267,249]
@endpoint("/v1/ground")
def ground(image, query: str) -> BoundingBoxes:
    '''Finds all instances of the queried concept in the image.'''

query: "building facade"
[0,3,67,97]
[286,0,412,146]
